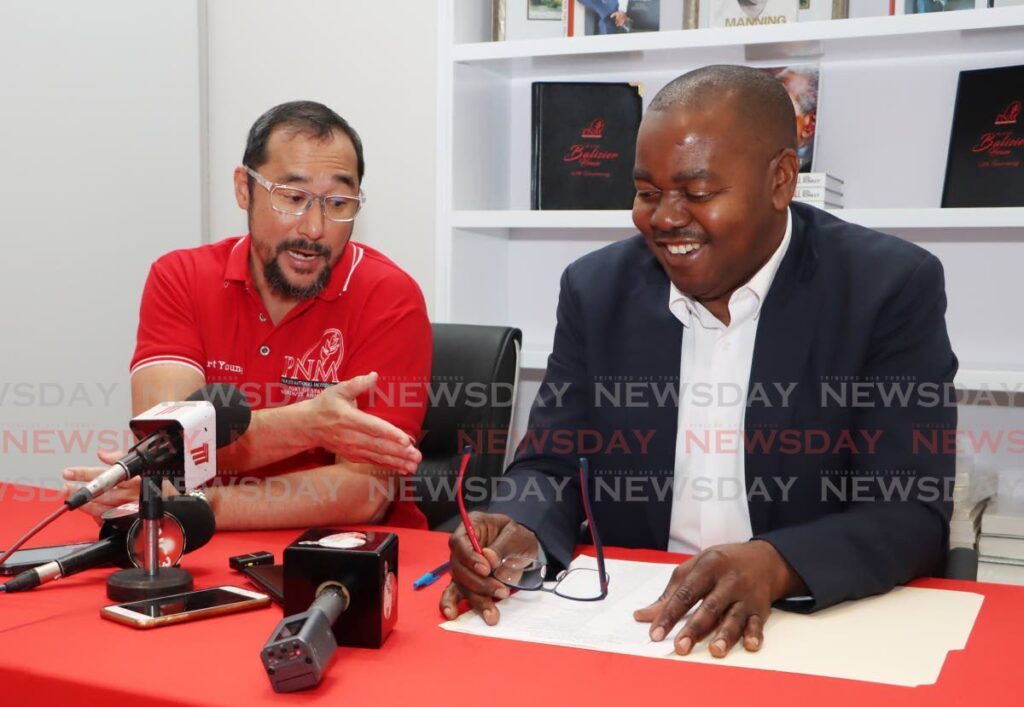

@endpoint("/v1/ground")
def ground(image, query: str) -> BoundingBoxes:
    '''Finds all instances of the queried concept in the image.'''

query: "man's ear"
[771,148,800,211]
[233,167,250,210]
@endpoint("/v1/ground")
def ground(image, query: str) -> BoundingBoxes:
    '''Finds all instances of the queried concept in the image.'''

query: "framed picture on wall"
[528,0,564,18]
[797,0,849,21]
[493,0,565,40]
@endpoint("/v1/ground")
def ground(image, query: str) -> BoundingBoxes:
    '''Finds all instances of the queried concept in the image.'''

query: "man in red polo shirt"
[63,101,431,529]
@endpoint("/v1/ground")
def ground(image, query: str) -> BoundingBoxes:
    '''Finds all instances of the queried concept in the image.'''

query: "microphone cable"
[1,433,152,569]
[0,505,69,570]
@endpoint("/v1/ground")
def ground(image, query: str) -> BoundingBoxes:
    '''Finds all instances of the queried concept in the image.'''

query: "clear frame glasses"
[244,166,365,222]
[456,447,609,602]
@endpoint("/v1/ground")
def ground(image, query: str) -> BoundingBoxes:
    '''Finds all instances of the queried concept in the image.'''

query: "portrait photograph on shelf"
[565,0,662,35]
[894,0,986,13]
[762,64,820,172]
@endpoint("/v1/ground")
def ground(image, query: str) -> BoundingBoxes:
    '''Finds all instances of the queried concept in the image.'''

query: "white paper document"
[440,555,983,687]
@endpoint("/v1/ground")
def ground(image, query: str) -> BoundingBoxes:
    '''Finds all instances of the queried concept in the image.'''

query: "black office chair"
[413,324,522,530]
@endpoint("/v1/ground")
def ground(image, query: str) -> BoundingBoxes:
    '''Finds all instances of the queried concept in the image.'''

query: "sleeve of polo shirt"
[130,255,206,379]
[345,275,432,443]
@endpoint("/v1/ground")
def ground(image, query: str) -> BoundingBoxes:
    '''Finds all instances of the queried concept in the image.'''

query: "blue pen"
[413,561,451,589]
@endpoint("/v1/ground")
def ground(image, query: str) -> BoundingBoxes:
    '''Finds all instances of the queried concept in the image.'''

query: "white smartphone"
[100,585,271,629]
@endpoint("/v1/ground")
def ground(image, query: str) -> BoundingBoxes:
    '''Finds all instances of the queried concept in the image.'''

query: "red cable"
[0,505,69,569]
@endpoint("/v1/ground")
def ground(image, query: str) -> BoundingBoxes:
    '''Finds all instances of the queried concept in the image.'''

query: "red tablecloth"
[0,484,1012,706]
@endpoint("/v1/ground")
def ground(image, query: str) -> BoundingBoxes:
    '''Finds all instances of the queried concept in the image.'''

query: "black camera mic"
[262,582,351,693]
[65,384,251,510]
[1,496,216,593]
[261,529,398,693]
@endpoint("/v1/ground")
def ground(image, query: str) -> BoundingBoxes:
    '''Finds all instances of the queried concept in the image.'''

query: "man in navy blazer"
[578,0,628,34]
[442,66,957,658]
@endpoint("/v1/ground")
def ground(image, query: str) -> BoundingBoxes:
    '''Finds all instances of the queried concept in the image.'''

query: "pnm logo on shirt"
[281,328,344,395]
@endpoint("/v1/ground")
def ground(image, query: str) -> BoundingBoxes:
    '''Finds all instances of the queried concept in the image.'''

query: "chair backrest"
[413,323,522,529]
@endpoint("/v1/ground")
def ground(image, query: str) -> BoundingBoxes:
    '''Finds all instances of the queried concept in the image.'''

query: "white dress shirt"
[667,209,793,553]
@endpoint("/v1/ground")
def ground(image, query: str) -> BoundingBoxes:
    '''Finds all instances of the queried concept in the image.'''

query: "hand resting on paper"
[439,511,540,626]
[634,540,807,658]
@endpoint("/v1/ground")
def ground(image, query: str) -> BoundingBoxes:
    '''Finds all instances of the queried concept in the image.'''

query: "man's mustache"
[276,239,331,258]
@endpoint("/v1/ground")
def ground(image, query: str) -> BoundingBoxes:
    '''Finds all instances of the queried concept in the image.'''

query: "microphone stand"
[106,474,194,602]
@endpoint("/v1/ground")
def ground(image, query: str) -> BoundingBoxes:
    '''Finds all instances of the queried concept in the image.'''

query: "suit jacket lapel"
[622,250,682,549]
[745,208,820,535]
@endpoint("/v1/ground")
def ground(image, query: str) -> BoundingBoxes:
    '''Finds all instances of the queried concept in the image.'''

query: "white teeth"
[289,250,317,261]
[666,243,702,255]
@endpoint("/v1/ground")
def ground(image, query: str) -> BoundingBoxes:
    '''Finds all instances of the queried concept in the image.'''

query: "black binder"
[531,82,643,210]
[942,64,1024,208]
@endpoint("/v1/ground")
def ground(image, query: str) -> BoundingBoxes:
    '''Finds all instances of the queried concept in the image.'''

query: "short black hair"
[242,100,365,183]
[649,65,796,153]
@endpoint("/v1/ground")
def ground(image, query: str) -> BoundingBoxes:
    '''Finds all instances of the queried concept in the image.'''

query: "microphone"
[262,529,398,692]
[262,582,350,693]
[2,496,216,593]
[66,384,251,511]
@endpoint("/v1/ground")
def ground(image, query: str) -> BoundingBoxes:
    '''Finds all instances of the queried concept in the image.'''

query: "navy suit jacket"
[489,202,958,611]
[579,0,621,34]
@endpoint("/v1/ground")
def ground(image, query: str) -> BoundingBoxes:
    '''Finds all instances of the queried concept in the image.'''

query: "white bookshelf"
[436,3,1024,393]
[451,207,1024,233]
[452,8,1024,70]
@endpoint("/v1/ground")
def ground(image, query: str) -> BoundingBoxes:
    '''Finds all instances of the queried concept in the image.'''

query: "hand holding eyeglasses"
[441,451,608,625]
[633,540,806,658]
[440,510,541,626]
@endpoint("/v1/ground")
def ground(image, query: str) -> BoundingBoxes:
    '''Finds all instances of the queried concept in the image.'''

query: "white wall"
[0,1,204,486]
[205,0,438,312]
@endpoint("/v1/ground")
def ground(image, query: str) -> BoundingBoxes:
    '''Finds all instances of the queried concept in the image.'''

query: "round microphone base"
[106,567,194,602]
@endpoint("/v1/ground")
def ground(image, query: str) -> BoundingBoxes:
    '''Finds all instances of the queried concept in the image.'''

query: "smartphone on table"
[0,542,95,575]
[100,586,271,629]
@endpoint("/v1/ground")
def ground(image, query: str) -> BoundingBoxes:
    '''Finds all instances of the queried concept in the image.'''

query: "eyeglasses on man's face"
[456,447,609,602]
[244,166,364,223]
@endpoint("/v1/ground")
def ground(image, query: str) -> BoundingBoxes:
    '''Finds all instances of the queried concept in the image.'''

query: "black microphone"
[65,384,251,510]
[262,529,398,692]
[1,496,216,593]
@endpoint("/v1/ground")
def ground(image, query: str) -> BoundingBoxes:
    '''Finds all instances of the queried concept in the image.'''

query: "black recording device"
[229,551,275,571]
[242,564,284,605]
[229,551,282,604]
[260,529,398,693]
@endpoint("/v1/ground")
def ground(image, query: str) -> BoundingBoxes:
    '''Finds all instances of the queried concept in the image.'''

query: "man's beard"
[263,238,332,299]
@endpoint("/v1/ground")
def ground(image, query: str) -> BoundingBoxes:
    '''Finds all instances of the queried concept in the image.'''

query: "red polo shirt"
[130,235,431,528]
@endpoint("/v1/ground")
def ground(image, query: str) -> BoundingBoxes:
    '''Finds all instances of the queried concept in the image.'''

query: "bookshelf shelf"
[955,367,1024,391]
[451,207,1024,234]
[452,9,1024,77]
